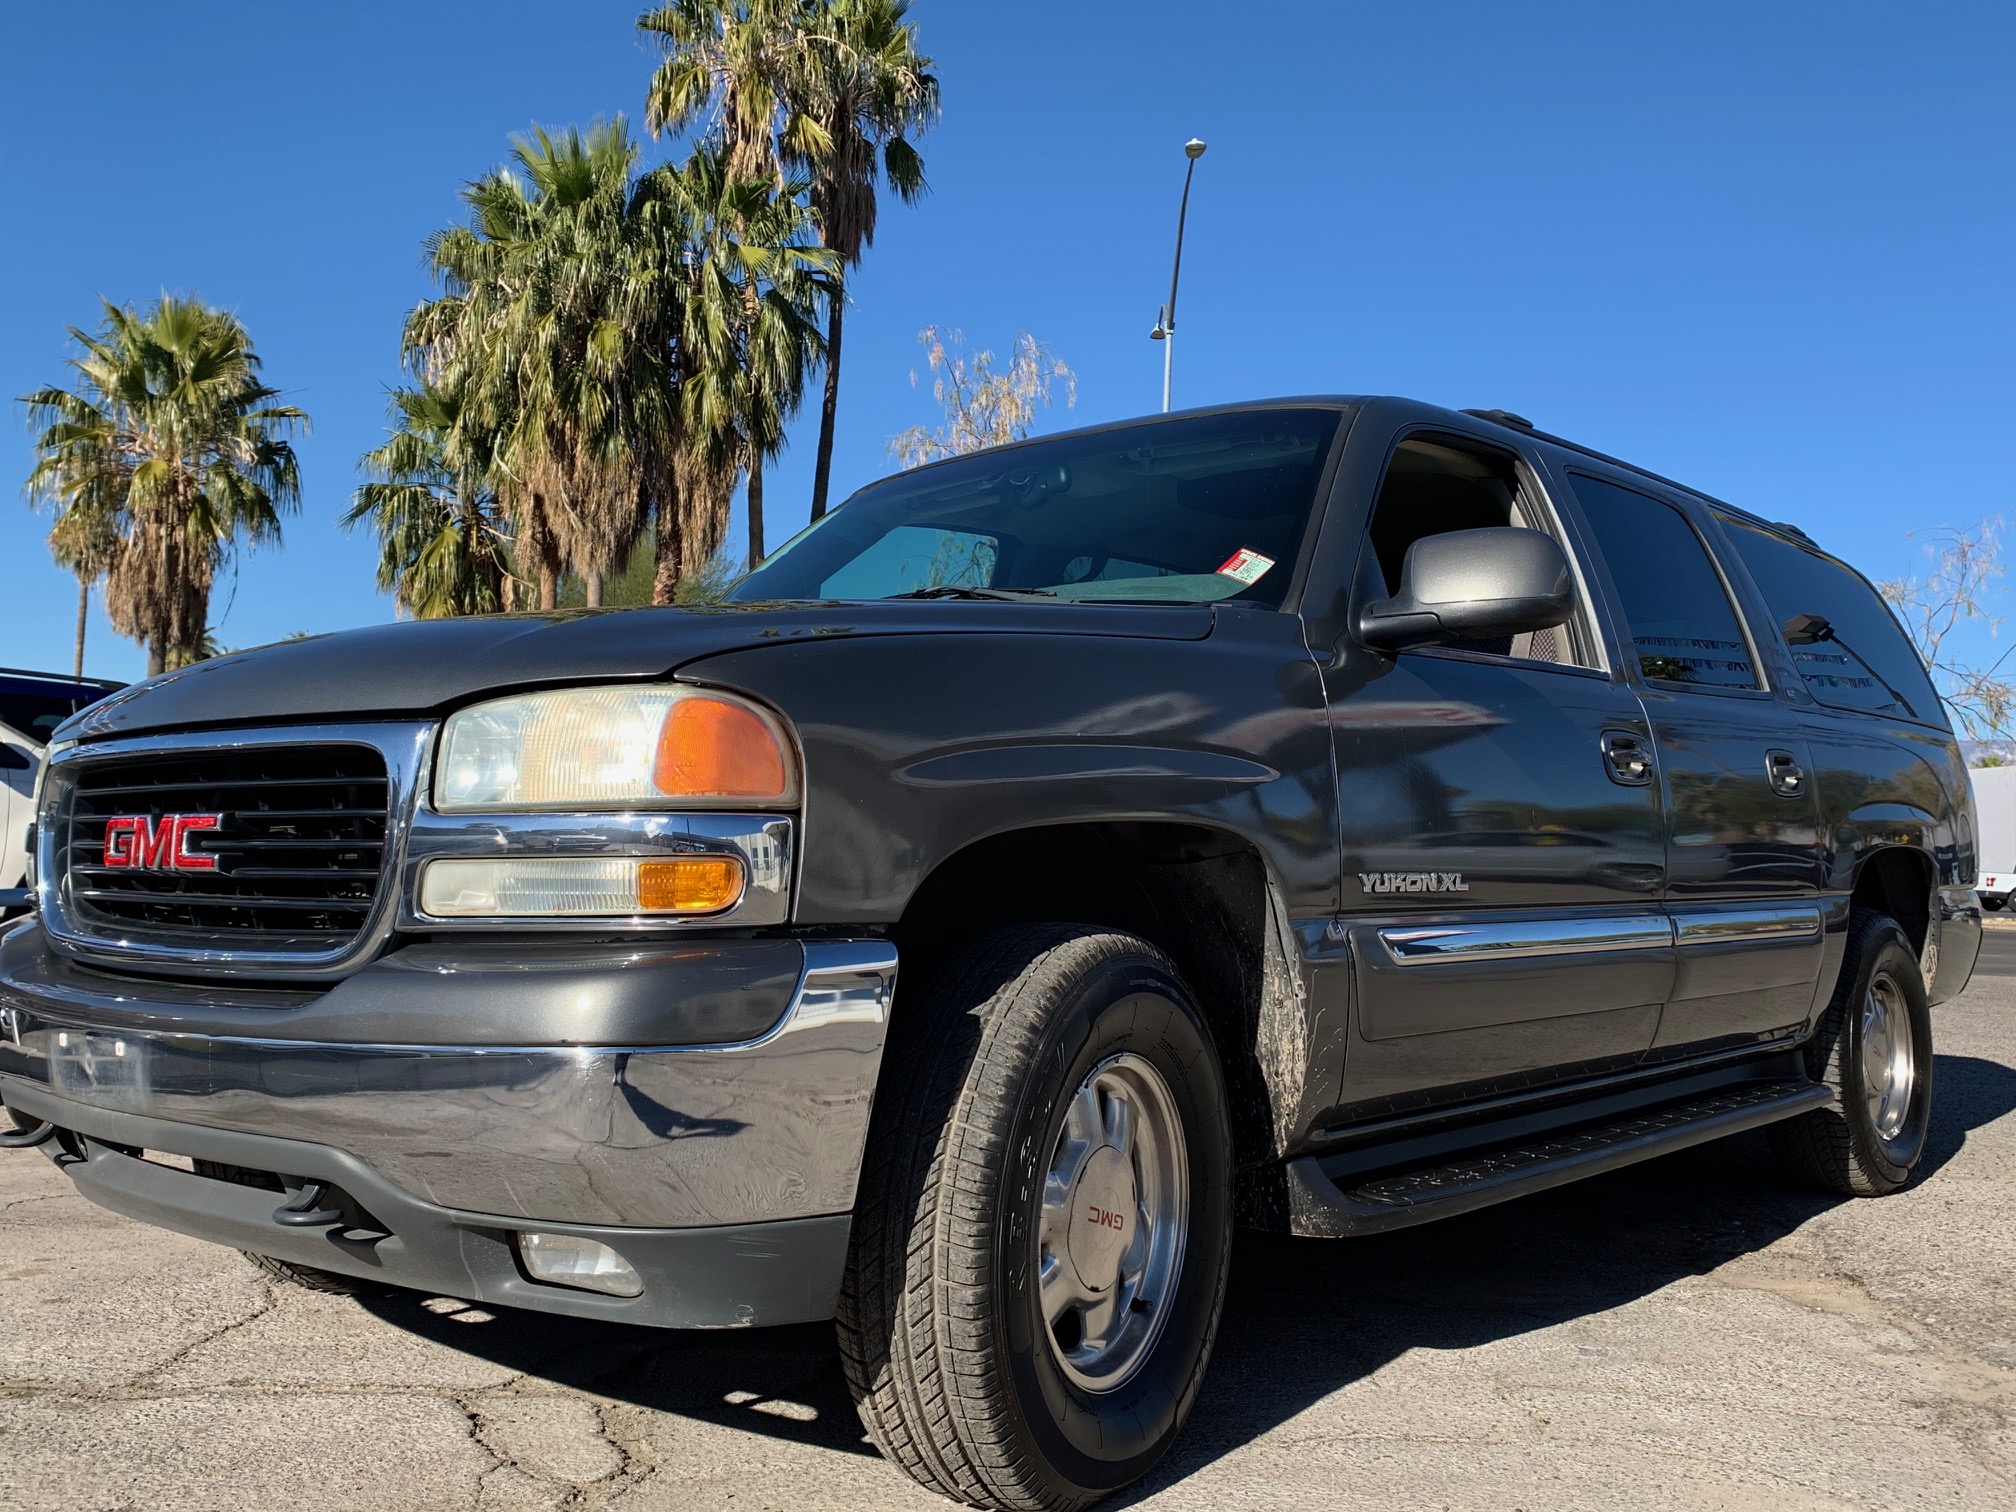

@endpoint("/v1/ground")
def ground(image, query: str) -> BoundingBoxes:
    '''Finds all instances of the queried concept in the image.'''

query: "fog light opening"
[517,1232,644,1298]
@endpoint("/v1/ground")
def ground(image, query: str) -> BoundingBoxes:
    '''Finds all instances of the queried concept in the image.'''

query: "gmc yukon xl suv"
[0,398,1979,1510]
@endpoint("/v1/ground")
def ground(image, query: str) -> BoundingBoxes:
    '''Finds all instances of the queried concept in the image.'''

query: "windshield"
[729,408,1344,607]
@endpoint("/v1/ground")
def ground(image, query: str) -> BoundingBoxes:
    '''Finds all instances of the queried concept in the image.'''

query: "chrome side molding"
[1379,914,1672,967]
[1672,904,1822,945]
[1377,902,1825,967]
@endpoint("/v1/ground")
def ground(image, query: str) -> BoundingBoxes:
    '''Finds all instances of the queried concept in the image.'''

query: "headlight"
[435,685,796,813]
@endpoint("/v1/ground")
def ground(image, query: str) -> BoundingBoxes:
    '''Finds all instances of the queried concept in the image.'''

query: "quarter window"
[1720,517,1942,723]
[1570,475,1758,690]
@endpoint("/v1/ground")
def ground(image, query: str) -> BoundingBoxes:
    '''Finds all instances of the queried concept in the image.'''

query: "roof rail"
[1479,422,1812,547]
[0,665,122,687]
[1460,408,1535,430]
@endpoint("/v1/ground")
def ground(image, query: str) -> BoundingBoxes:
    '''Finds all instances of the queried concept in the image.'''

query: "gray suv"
[0,398,1979,1510]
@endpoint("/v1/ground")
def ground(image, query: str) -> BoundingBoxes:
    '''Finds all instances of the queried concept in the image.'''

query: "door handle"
[1601,731,1654,786]
[1766,748,1806,797]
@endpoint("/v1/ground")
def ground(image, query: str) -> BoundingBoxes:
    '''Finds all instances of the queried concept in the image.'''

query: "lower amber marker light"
[420,855,746,918]
[637,856,744,913]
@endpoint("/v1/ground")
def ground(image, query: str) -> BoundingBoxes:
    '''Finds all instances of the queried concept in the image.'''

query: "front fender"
[674,612,1341,929]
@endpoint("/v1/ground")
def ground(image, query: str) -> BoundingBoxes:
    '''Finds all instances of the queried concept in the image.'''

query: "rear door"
[1309,413,1672,1113]
[1563,472,1829,1054]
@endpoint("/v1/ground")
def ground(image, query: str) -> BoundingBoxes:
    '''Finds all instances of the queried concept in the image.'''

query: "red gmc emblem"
[102,814,222,872]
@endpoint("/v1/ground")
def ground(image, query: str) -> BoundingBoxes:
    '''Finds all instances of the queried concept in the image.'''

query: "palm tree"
[406,121,670,609]
[344,384,514,618]
[639,0,810,182]
[21,297,305,675]
[632,148,831,587]
[792,0,936,521]
[639,2,828,568]
[40,470,118,678]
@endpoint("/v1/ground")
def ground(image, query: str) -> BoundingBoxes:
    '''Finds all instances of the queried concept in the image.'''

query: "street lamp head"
[1184,138,1207,160]
[1150,324,1167,341]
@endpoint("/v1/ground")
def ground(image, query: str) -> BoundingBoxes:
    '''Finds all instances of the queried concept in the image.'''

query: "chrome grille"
[62,744,389,943]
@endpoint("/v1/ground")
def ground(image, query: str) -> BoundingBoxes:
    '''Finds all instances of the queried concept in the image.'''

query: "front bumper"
[0,924,896,1327]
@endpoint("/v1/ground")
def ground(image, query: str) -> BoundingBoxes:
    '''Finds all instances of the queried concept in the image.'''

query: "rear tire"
[839,926,1234,1511]
[191,1159,388,1296]
[1771,911,1934,1196]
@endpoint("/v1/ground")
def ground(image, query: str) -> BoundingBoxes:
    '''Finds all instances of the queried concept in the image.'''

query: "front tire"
[839,926,1234,1511]
[1771,911,1934,1196]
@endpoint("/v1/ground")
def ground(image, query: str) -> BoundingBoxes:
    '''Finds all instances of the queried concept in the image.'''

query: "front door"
[1563,472,1828,1054]
[1315,420,1672,1113]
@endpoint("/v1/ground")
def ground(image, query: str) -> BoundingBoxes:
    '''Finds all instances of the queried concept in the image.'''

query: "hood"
[61,600,1216,741]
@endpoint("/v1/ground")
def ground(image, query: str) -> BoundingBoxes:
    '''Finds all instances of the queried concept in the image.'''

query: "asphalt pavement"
[3,975,2013,1511]
[1970,923,2016,978]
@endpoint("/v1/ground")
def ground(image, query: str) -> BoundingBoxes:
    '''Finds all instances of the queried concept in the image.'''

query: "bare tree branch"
[1879,516,2015,740]
[888,326,1075,467]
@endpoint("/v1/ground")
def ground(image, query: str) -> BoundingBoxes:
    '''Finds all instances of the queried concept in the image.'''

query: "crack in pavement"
[444,1383,659,1512]
[128,1281,282,1387]
[0,1191,66,1215]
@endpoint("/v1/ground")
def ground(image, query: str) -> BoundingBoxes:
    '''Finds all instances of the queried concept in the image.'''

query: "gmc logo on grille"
[103,814,222,872]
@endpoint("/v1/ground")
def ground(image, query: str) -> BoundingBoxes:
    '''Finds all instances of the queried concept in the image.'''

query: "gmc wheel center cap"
[1068,1144,1137,1292]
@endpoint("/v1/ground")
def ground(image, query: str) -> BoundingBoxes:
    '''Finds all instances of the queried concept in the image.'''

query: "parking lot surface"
[3,970,2013,1512]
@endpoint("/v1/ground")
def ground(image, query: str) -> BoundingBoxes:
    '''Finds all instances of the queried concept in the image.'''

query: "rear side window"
[1569,475,1758,690]
[1720,517,1943,723]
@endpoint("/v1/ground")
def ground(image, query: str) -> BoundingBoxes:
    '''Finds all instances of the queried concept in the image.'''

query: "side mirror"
[1358,526,1574,651]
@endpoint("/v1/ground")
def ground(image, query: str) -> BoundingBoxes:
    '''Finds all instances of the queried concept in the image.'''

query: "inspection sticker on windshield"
[1215,548,1275,585]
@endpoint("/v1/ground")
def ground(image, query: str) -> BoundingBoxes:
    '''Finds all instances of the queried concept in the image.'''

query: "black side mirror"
[1358,527,1574,651]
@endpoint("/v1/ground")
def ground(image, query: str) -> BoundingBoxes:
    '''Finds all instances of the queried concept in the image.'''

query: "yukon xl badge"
[1359,871,1470,895]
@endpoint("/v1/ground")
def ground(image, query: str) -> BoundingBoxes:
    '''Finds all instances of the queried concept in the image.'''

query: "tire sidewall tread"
[1773,910,1935,1197]
[840,925,1234,1511]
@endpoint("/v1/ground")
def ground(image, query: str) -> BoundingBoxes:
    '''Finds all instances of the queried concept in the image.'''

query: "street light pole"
[1151,138,1207,413]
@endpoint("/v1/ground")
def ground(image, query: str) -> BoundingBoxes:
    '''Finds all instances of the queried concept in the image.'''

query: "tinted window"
[1721,517,1942,723]
[818,526,998,597]
[732,408,1343,608]
[1570,475,1757,689]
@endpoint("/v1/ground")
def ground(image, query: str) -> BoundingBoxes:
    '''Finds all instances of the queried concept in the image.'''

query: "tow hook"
[272,1180,345,1228]
[0,1093,55,1150]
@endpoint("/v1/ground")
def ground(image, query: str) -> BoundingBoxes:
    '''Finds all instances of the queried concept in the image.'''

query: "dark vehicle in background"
[0,668,121,914]
[0,399,1977,1510]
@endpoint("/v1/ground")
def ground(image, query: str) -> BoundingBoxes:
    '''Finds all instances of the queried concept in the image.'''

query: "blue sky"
[3,1,2012,684]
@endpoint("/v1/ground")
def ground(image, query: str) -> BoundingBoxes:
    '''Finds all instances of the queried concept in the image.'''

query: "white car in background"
[0,667,125,917]
[1,720,42,914]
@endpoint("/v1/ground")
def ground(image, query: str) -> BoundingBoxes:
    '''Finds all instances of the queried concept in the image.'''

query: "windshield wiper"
[886,586,1058,602]
[1783,613,1916,715]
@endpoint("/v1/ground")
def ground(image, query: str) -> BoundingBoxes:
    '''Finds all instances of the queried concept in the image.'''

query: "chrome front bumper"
[0,924,897,1230]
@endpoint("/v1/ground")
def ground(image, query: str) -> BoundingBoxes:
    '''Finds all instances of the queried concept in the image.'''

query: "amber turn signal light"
[653,695,790,800]
[636,855,745,914]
